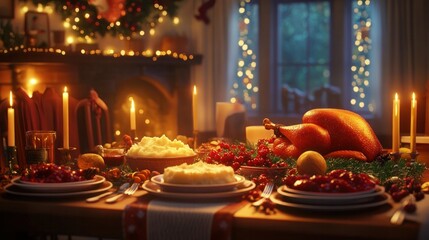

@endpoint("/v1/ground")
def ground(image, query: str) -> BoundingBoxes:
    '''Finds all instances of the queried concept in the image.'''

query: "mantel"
[0,51,202,66]
[0,51,202,138]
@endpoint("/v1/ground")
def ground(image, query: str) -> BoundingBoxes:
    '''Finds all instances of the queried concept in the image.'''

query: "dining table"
[0,183,426,240]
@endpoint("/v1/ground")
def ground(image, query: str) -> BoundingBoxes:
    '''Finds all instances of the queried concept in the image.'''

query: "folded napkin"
[388,195,429,240]
[123,196,247,240]
[405,196,429,240]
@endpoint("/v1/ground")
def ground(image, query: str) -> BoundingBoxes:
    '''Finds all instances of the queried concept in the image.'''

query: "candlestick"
[63,87,69,149]
[192,85,198,131]
[7,91,15,147]
[130,98,136,131]
[392,93,400,153]
[6,146,17,174]
[410,92,417,153]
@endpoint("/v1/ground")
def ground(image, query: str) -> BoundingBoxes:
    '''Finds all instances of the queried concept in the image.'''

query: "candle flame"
[395,92,398,101]
[193,85,197,95]
[9,91,13,107]
[412,92,416,100]
[64,86,68,93]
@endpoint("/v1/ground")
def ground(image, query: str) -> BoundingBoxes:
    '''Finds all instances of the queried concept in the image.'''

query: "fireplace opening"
[112,76,178,142]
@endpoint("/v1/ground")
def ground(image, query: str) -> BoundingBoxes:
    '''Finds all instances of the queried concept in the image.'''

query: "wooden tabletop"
[0,187,421,240]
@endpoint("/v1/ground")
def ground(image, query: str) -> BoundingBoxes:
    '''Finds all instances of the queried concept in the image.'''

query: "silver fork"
[252,182,274,207]
[105,183,140,203]
[86,182,129,203]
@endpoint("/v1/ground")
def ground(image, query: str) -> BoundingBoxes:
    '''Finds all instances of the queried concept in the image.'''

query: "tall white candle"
[130,98,136,131]
[7,91,15,146]
[192,85,198,131]
[63,86,69,149]
[410,92,417,152]
[392,93,400,153]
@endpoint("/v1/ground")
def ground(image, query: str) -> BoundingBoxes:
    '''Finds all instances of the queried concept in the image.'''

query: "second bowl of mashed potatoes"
[125,135,196,172]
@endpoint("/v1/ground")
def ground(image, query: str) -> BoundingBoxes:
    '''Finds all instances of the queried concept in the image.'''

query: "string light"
[0,47,195,62]
[350,0,373,112]
[231,0,258,110]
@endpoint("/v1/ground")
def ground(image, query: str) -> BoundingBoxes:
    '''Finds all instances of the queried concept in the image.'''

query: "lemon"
[296,151,327,176]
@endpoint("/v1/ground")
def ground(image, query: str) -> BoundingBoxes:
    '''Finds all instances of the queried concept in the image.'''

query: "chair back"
[0,88,41,168]
[32,87,80,158]
[75,89,112,153]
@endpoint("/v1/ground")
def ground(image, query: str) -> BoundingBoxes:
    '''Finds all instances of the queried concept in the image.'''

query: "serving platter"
[277,185,385,205]
[11,175,105,192]
[150,174,246,193]
[4,181,113,198]
[270,192,389,211]
[142,180,255,200]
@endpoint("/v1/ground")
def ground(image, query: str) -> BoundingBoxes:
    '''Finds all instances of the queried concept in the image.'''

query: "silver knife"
[86,182,130,203]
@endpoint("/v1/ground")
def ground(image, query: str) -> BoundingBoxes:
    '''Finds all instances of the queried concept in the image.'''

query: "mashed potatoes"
[126,135,195,158]
[163,161,236,184]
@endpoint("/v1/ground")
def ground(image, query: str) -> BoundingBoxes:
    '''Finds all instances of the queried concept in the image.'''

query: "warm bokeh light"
[173,17,180,24]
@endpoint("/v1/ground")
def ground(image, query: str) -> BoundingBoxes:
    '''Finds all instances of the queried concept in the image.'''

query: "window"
[231,0,375,118]
[276,1,331,113]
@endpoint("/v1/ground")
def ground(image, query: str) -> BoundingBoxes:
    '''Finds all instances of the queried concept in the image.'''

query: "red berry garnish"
[414,191,425,201]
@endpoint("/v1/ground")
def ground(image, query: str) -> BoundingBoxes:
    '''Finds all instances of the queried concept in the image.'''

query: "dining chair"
[0,97,10,170]
[75,89,112,153]
[313,84,342,108]
[32,87,80,157]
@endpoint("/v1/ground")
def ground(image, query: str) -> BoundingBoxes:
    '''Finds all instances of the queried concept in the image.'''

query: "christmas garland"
[28,0,183,38]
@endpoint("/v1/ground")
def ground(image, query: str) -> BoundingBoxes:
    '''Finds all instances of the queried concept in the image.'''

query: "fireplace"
[1,52,202,145]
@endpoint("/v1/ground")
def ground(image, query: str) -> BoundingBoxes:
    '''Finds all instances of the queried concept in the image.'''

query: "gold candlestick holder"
[131,129,139,143]
[389,151,401,161]
[410,151,419,161]
[58,147,77,166]
[6,146,18,174]
[389,151,419,161]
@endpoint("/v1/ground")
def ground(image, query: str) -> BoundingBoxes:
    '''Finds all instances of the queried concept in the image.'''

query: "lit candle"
[130,98,136,131]
[392,93,400,153]
[410,92,417,152]
[63,86,69,149]
[192,85,198,131]
[7,91,15,146]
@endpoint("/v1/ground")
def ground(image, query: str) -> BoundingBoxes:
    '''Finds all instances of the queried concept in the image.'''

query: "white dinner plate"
[11,175,105,193]
[142,180,255,200]
[277,186,385,205]
[151,174,246,193]
[4,181,113,198]
[282,185,377,197]
[270,192,389,212]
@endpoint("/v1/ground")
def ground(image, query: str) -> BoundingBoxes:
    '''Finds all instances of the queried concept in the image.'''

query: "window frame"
[247,0,350,125]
